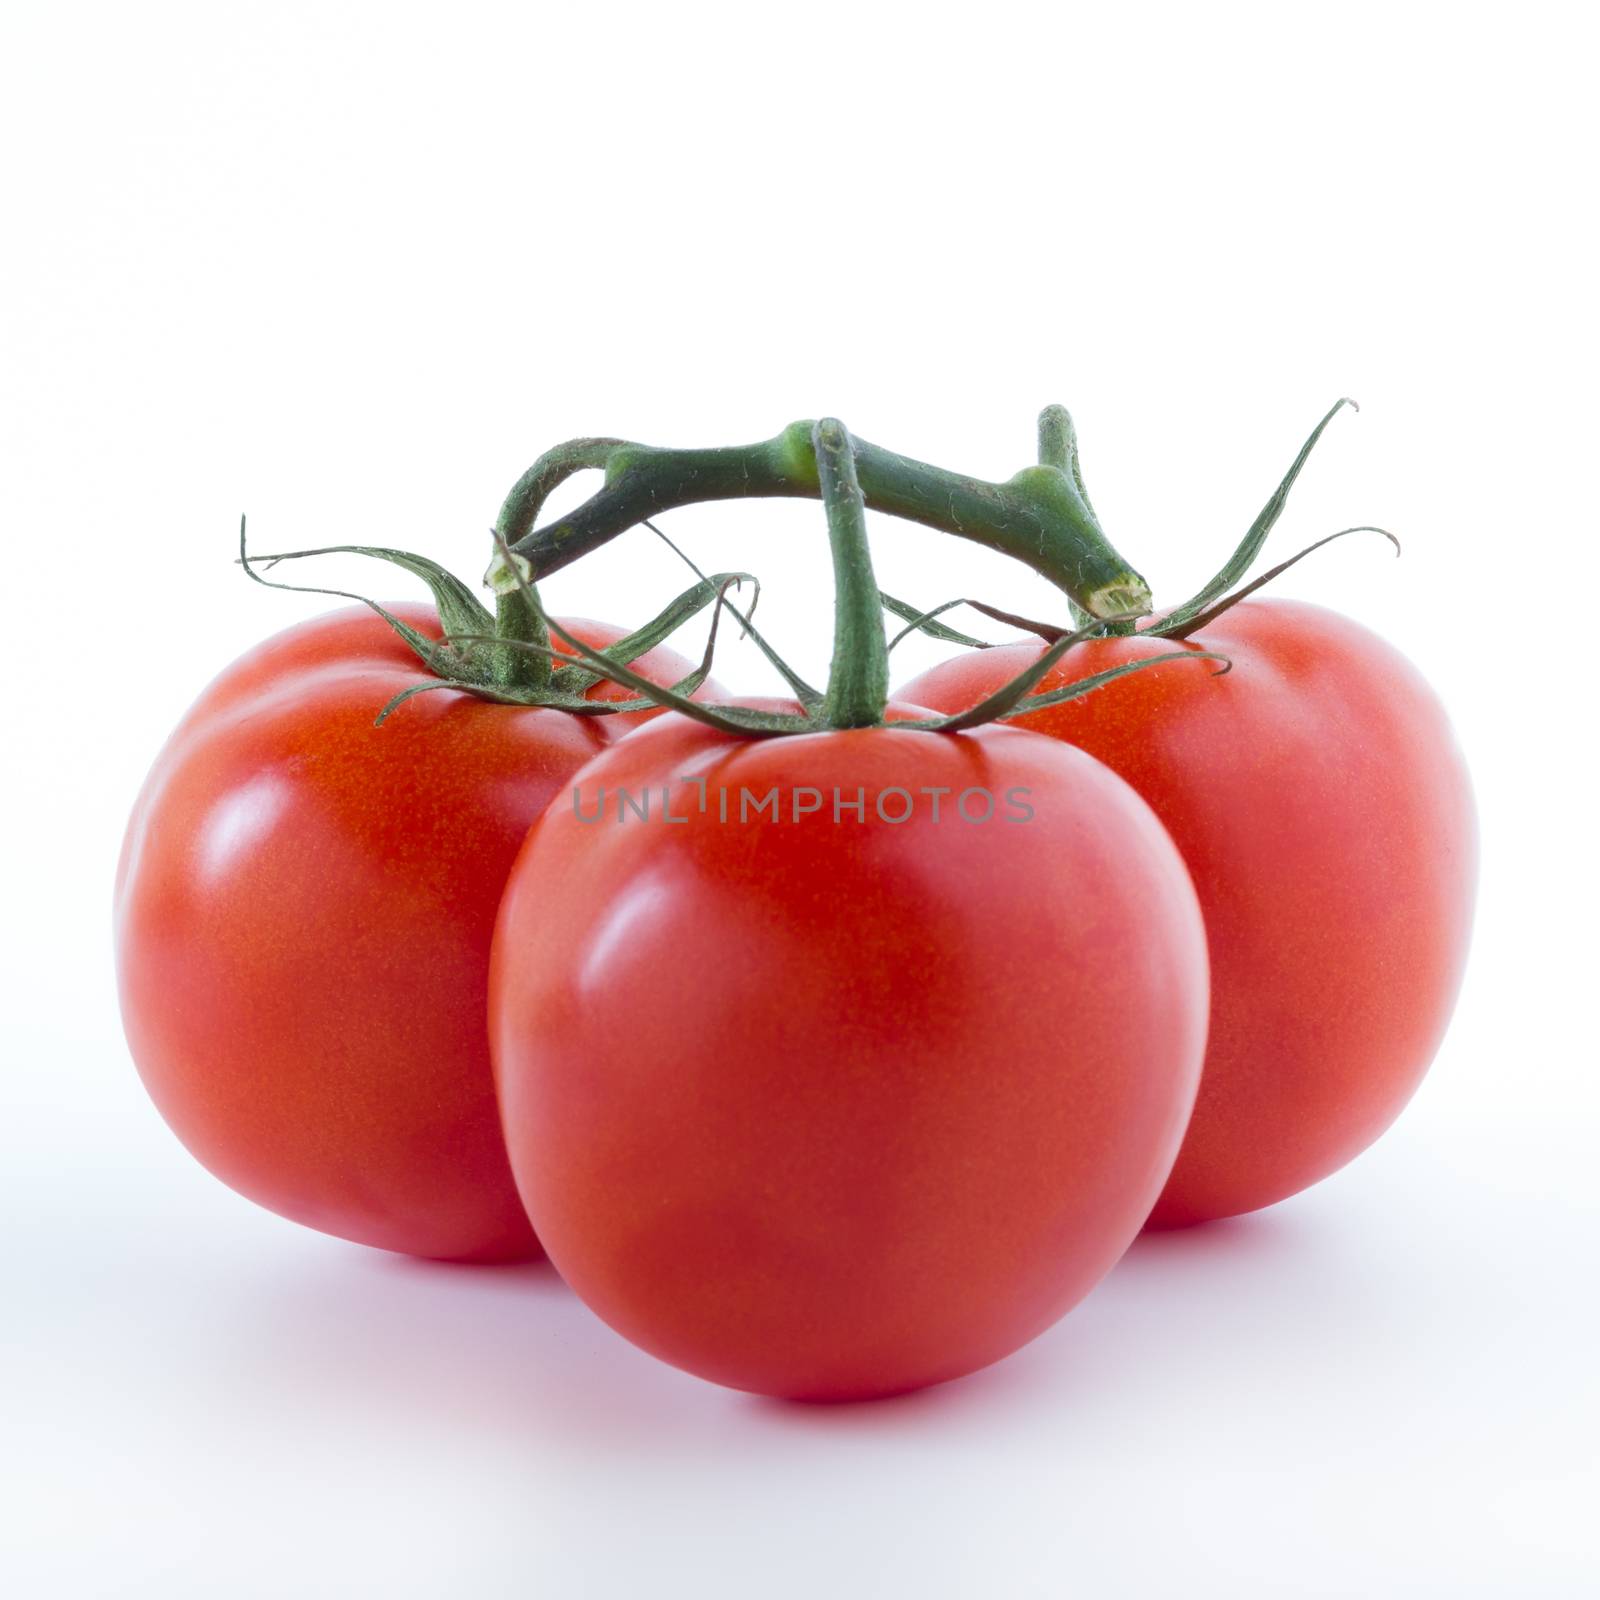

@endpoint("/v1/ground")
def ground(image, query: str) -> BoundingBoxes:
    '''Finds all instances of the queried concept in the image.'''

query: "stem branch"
[489,421,1151,621]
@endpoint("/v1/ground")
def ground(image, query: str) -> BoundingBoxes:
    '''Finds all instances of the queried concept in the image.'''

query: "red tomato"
[114,602,698,1262]
[489,710,1209,1398]
[898,598,1477,1227]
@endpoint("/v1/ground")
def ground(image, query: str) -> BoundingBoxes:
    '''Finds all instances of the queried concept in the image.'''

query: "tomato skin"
[898,598,1477,1227]
[174,600,714,737]
[489,711,1209,1399]
[114,602,685,1262]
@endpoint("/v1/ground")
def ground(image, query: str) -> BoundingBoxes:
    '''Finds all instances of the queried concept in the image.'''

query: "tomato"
[114,602,702,1262]
[488,709,1209,1399]
[898,598,1477,1227]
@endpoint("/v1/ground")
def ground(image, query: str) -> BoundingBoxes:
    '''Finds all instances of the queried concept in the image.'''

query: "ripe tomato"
[489,710,1209,1399]
[899,598,1477,1227]
[114,602,702,1262]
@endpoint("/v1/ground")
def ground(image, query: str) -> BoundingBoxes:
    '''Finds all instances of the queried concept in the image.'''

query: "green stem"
[494,437,627,548]
[1036,404,1073,474]
[1036,405,1096,632]
[493,583,551,692]
[1036,404,1099,522]
[489,421,1151,622]
[487,440,627,692]
[814,420,888,729]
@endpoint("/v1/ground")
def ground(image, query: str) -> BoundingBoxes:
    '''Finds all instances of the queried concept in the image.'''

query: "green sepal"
[642,519,824,709]
[989,650,1229,717]
[484,534,814,737]
[882,593,1082,653]
[549,571,760,695]
[240,520,754,722]
[374,677,597,726]
[1156,397,1358,635]
[238,524,496,684]
[236,537,496,681]
[885,651,1227,734]
[482,521,1226,741]
[906,617,1229,732]
[879,591,992,650]
[950,598,1068,645]
[1154,525,1399,639]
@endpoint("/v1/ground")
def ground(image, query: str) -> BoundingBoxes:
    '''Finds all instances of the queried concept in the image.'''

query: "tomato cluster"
[115,409,1475,1401]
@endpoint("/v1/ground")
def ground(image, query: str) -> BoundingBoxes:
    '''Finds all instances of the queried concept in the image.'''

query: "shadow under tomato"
[741,1205,1319,1432]
[206,1192,1348,1460]
[369,1248,570,1290]
[1123,1204,1307,1264]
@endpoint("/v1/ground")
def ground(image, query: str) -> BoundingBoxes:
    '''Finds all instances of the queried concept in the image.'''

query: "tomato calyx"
[236,518,748,725]
[1152,397,1365,638]
[1080,397,1399,645]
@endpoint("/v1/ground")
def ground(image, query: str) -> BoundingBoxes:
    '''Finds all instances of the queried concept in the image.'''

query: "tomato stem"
[486,442,633,691]
[486,422,1153,623]
[492,586,552,692]
[1035,404,1098,523]
[815,420,889,729]
[494,436,626,546]
[1036,406,1097,633]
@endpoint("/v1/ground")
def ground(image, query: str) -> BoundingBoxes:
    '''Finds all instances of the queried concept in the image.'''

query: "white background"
[3,3,1596,1595]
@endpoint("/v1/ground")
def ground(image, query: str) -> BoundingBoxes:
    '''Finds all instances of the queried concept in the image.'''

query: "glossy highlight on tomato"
[489,708,1210,1399]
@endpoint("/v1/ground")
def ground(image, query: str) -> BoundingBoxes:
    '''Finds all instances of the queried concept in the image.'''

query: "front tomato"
[114,602,698,1262]
[489,710,1209,1399]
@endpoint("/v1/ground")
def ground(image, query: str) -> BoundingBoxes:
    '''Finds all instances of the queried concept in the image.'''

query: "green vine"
[479,428,1225,740]
[487,418,1152,624]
